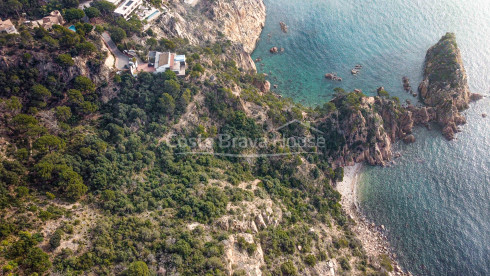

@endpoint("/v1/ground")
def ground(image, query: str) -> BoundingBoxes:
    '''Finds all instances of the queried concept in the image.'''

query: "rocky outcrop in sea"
[418,32,478,140]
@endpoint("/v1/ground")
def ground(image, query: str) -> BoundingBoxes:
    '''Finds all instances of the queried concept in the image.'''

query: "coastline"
[336,164,409,275]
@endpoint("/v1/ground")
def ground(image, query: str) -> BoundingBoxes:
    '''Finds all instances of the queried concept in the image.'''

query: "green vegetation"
[280,260,298,276]
[84,7,101,19]
[237,236,257,255]
[125,261,150,276]
[425,32,460,84]
[109,26,126,43]
[0,14,397,276]
[379,254,393,272]
[64,8,85,22]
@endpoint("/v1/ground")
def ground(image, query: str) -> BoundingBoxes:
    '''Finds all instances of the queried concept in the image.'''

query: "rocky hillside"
[3,2,480,275]
[0,19,396,275]
[311,89,436,168]
[156,0,266,71]
[418,32,476,140]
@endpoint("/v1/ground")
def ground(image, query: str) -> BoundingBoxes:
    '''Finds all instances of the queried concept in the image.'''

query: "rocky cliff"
[325,33,480,168]
[418,33,473,140]
[156,0,266,71]
[315,93,415,167]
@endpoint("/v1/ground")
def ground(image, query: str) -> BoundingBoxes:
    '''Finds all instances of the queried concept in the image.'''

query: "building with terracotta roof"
[0,19,18,34]
[35,10,65,29]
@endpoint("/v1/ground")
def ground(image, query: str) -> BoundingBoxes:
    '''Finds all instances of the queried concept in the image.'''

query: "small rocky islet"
[418,32,482,140]
[312,33,479,169]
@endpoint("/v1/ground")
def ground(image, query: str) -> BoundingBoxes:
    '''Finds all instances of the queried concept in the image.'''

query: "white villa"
[114,0,143,19]
[105,0,123,6]
[149,51,186,76]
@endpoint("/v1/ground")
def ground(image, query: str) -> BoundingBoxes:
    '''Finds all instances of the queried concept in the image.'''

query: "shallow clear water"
[252,0,490,275]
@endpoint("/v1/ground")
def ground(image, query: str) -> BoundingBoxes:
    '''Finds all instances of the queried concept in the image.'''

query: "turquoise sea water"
[252,0,490,275]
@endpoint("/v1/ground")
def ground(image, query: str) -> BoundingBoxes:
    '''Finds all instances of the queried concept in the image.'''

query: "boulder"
[470,93,483,101]
[270,47,278,53]
[403,135,416,144]
[280,22,288,33]
[325,73,335,79]
[442,123,457,140]
[263,80,271,92]
[250,221,258,233]
[255,214,267,229]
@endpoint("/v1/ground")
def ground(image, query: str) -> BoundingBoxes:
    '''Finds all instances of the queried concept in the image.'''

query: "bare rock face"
[156,0,265,71]
[258,80,271,93]
[317,94,408,166]
[234,44,259,71]
[403,134,416,144]
[470,93,483,101]
[280,22,288,33]
[223,234,265,276]
[212,0,266,53]
[152,0,267,73]
[418,33,472,140]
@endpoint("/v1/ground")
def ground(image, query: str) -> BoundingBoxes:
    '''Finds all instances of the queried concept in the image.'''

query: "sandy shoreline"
[336,164,409,275]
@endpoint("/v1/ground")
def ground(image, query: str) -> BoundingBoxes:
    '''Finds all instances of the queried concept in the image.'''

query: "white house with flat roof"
[105,0,123,6]
[114,0,142,19]
[149,51,186,76]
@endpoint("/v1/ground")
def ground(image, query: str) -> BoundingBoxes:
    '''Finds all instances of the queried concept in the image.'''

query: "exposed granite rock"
[155,0,266,71]
[253,78,270,93]
[403,134,416,144]
[325,73,342,81]
[262,80,271,93]
[470,93,483,101]
[316,93,404,166]
[315,90,437,166]
[223,233,265,276]
[418,33,473,140]
[280,22,288,33]
[406,106,437,127]
[313,34,477,167]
